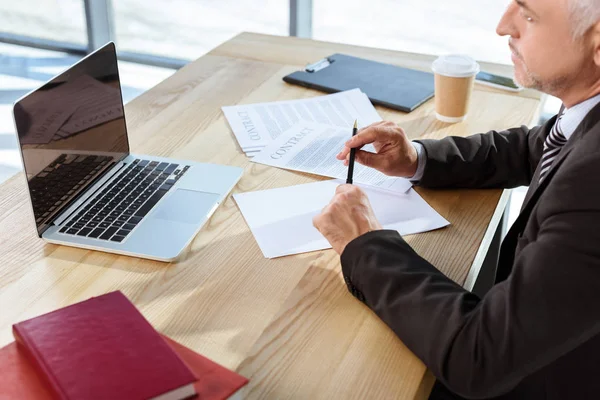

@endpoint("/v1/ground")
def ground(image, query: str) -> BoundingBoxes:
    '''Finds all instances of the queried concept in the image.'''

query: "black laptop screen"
[13,43,130,236]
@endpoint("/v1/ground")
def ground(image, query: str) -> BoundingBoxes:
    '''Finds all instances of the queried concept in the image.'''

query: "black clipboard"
[283,53,434,113]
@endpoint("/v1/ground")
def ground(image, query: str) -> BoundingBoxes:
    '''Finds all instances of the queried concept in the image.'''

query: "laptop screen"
[13,42,130,236]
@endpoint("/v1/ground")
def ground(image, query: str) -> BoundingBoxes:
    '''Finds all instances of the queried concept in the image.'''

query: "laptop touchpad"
[152,189,220,224]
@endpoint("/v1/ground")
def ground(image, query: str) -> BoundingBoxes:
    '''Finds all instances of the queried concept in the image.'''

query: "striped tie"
[539,114,567,182]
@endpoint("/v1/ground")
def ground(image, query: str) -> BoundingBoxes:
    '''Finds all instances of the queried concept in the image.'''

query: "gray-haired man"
[313,0,600,398]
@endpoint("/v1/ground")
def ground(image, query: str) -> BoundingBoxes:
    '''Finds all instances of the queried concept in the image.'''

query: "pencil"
[346,119,358,184]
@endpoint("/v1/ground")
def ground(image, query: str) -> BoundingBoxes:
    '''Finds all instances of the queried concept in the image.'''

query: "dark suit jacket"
[341,102,600,399]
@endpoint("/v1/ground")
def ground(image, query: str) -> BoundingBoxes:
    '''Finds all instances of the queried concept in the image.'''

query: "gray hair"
[570,0,600,38]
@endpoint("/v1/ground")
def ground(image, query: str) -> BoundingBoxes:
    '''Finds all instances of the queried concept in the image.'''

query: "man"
[313,0,600,398]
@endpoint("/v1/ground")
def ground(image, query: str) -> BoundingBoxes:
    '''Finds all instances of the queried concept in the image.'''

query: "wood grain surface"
[0,33,541,399]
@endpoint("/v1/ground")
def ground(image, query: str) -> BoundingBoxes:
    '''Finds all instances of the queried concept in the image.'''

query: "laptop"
[12,42,243,261]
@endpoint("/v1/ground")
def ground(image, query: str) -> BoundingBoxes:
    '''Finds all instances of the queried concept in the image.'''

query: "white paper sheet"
[234,179,450,258]
[251,122,412,193]
[222,89,381,151]
[245,150,262,158]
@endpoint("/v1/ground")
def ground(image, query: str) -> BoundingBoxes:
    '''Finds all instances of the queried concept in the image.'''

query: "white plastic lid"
[432,54,480,78]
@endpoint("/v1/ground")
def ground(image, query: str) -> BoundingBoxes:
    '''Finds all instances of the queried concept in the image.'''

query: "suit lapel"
[520,107,564,211]
[495,101,600,283]
[519,134,575,212]
[495,144,575,282]
[518,102,600,213]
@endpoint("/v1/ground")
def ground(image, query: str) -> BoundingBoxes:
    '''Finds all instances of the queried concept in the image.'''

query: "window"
[113,0,289,60]
[314,0,512,65]
[0,0,86,46]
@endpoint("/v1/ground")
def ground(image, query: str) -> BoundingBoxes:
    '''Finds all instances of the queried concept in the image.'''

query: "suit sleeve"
[414,123,546,189]
[340,152,600,398]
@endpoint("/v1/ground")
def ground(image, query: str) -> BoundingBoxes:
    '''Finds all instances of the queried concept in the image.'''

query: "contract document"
[251,122,412,193]
[234,179,450,258]
[222,89,381,156]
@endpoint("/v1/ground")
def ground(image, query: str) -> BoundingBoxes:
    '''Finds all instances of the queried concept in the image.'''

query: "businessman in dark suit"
[313,0,600,398]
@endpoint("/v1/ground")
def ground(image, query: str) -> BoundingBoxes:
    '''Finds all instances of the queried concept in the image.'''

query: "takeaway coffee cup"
[431,54,480,123]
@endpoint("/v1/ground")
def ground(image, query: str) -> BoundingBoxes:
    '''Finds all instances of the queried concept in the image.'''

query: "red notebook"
[0,342,53,400]
[0,335,248,400]
[163,337,248,400]
[12,291,197,400]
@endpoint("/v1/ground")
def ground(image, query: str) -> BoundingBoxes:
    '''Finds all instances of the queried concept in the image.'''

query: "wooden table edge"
[463,189,511,291]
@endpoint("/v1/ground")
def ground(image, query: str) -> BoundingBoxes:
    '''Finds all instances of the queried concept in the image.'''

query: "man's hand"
[337,121,418,177]
[313,184,383,254]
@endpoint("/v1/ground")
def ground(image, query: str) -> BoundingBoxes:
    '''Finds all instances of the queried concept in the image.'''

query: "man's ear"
[593,21,600,67]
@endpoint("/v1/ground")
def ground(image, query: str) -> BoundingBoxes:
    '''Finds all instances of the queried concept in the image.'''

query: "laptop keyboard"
[59,159,190,242]
[31,154,111,225]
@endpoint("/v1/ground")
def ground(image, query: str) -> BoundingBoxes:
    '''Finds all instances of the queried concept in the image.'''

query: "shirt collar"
[560,93,600,140]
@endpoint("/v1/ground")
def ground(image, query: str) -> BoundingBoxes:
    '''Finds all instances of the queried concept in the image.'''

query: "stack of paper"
[234,179,450,258]
[251,122,412,193]
[222,89,381,157]
[226,89,449,259]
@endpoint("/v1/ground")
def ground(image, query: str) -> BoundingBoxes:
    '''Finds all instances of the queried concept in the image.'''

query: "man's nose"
[497,2,518,38]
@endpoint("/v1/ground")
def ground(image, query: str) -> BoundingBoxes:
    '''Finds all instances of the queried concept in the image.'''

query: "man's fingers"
[338,122,397,159]
[313,205,330,229]
[346,125,396,149]
[312,214,321,230]
[337,146,351,160]
[356,120,385,135]
[354,149,385,170]
[335,183,354,194]
[345,128,378,149]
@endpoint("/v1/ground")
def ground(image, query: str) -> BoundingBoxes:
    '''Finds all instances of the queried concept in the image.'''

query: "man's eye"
[520,10,534,22]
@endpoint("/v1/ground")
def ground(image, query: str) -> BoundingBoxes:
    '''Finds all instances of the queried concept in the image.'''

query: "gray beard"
[515,66,569,95]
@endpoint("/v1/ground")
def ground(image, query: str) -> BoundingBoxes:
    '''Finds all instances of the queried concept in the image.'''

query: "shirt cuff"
[407,142,426,182]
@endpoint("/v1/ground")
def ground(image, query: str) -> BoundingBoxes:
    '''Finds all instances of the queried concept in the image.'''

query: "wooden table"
[0,33,541,399]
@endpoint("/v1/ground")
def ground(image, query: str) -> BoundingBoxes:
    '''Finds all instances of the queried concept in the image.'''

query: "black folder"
[283,53,434,113]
